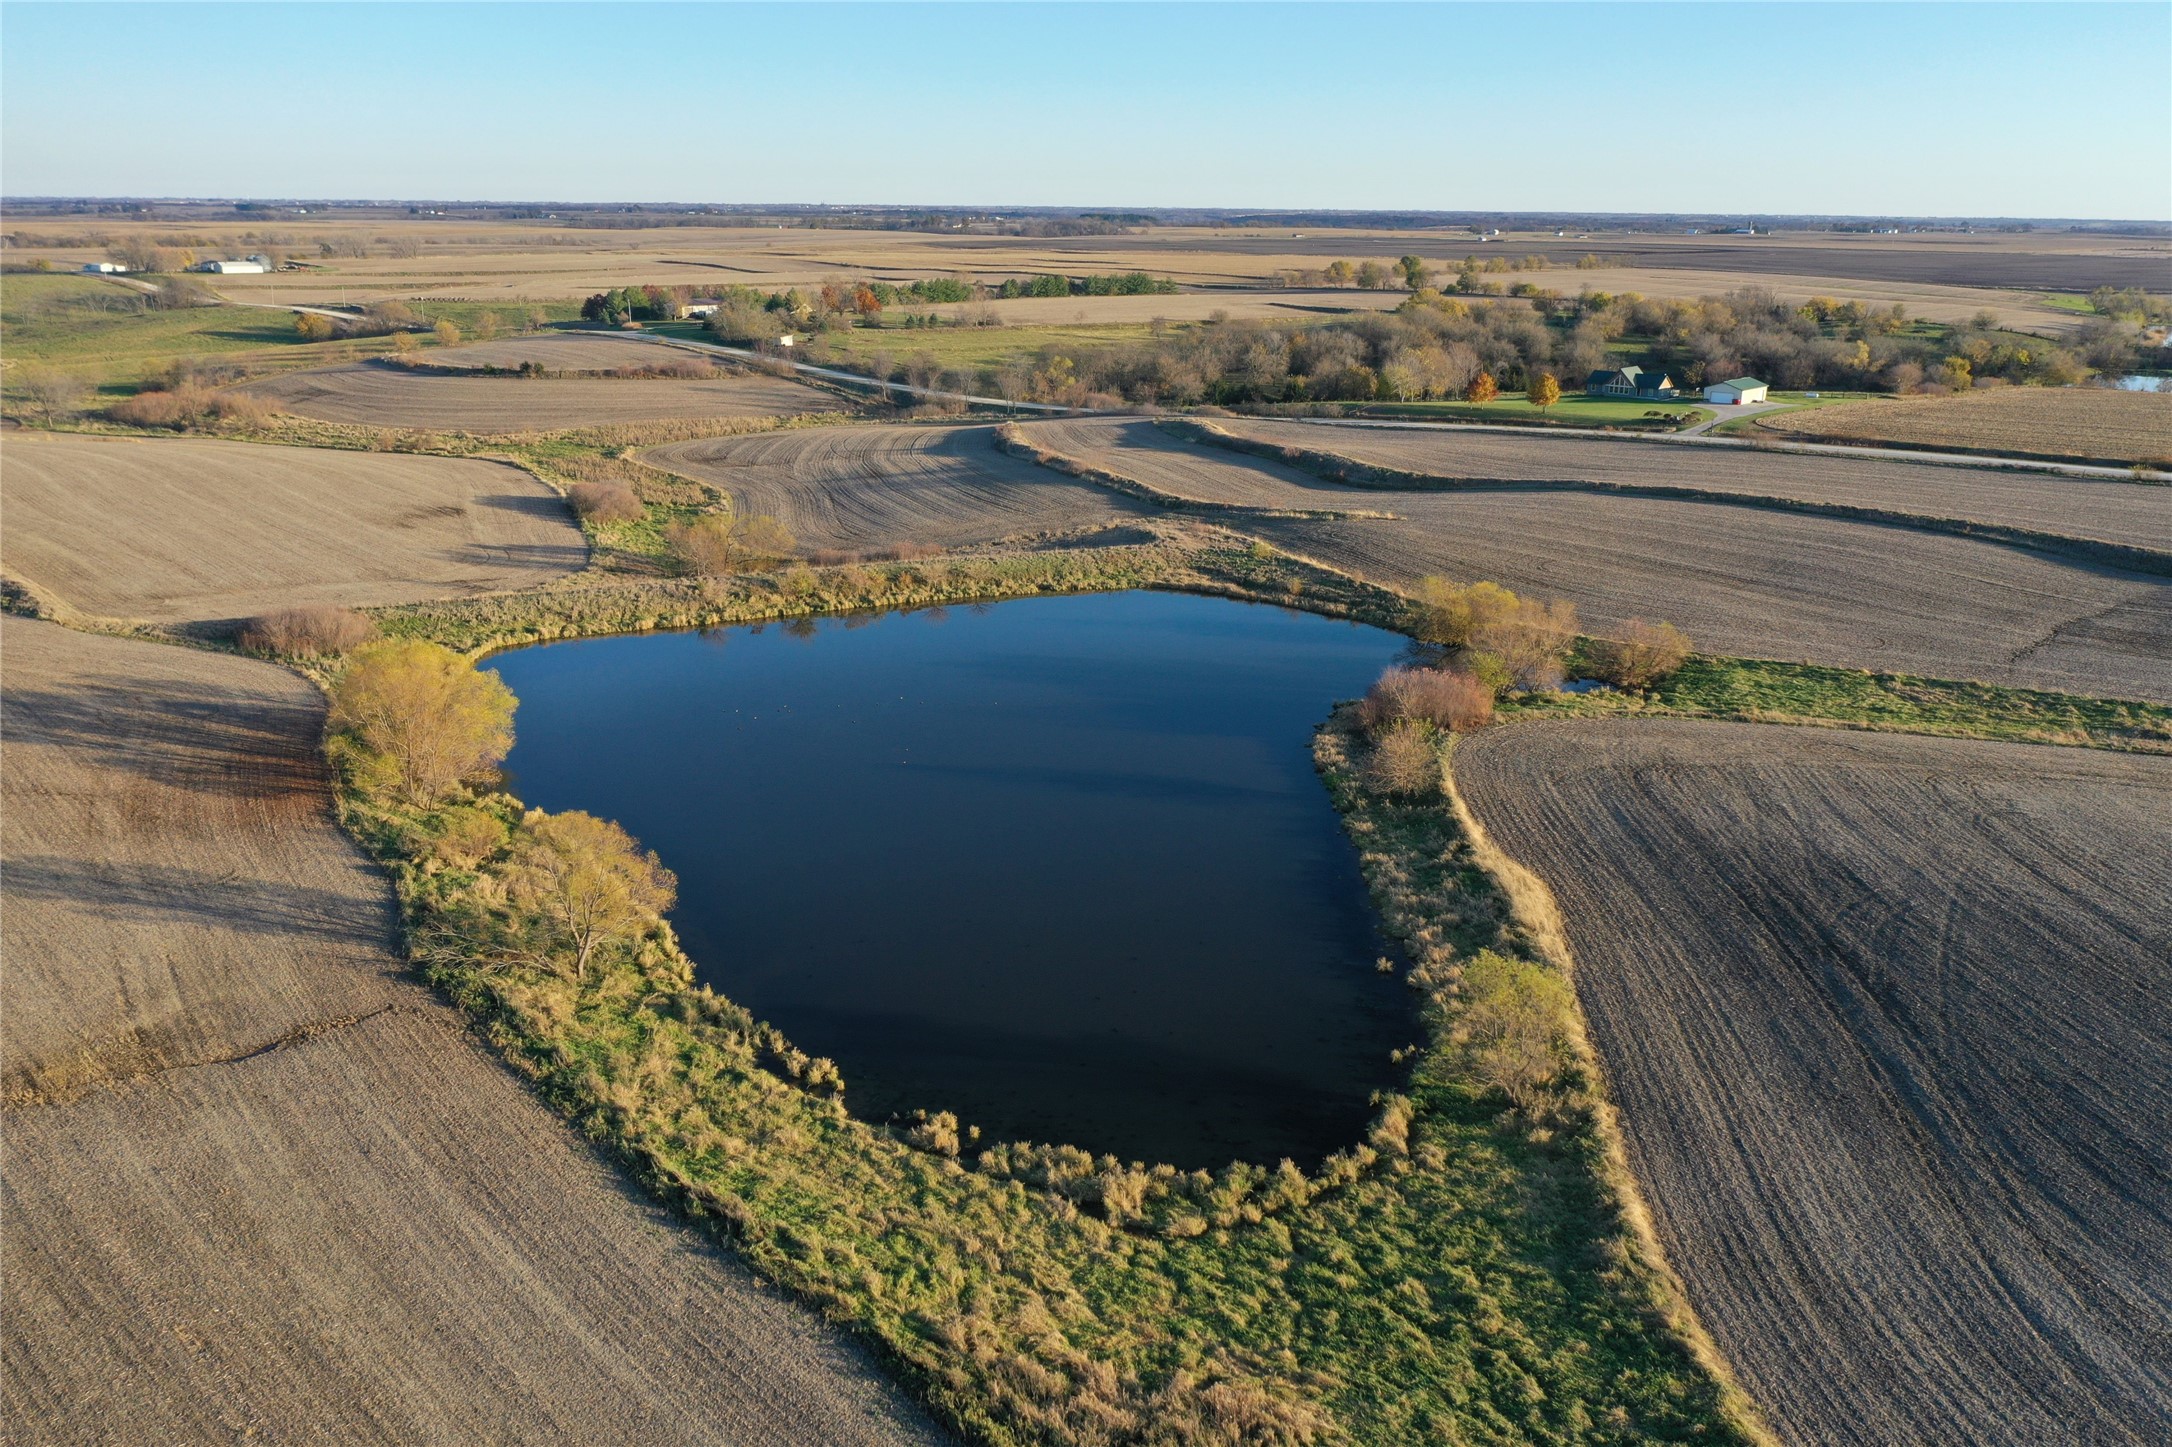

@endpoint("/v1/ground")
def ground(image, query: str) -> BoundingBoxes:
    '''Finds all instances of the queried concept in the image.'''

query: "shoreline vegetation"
[186,540,2149,1447]
[6,397,2166,1443]
[317,557,1774,1446]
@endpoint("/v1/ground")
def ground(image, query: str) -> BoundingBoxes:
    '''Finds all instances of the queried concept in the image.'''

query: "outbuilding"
[1706,377,1770,405]
[80,261,128,274]
[191,259,268,274]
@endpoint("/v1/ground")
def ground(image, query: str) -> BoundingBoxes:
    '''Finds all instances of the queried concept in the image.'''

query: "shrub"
[507,809,677,981]
[430,806,510,870]
[107,384,271,431]
[1471,595,1578,692]
[565,480,644,524]
[1413,577,1520,647]
[236,604,377,658]
[1358,666,1494,735]
[666,512,796,576]
[1366,721,1441,797]
[1588,619,1692,689]
[328,639,516,803]
[1459,951,1575,1110]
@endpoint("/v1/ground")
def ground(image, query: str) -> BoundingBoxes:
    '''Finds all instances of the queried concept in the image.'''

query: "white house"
[1707,377,1769,405]
[679,300,720,319]
[191,259,268,275]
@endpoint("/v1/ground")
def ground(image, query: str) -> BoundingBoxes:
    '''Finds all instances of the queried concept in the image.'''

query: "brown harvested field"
[647,423,1151,552]
[0,617,397,1102]
[21,218,2158,302]
[1212,416,2172,552]
[415,329,717,371]
[0,431,583,623]
[244,357,835,431]
[0,617,942,1446]
[1752,387,2172,465]
[1455,719,2172,1447]
[1019,419,2172,701]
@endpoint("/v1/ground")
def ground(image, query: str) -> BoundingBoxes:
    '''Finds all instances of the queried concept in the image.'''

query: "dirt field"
[20,218,2154,315]
[0,617,941,1446]
[417,329,718,371]
[1752,387,2172,464]
[1018,419,2172,701]
[1455,719,2172,1447]
[647,423,1150,552]
[244,358,834,431]
[0,432,583,623]
[1209,417,2172,551]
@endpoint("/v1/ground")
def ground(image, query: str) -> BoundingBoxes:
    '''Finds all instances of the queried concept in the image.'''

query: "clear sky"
[4,1,2167,219]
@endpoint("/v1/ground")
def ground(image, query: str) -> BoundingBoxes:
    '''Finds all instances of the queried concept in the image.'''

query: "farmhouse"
[1585,365,1679,400]
[1707,377,1770,405]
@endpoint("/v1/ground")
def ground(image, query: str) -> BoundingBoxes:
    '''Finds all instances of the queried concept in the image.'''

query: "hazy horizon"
[5,2,2167,221]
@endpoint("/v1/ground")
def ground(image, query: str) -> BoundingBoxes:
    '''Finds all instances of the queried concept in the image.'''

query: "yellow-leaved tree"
[328,640,516,803]
[1527,371,1562,409]
[508,810,677,981]
[1464,370,1497,406]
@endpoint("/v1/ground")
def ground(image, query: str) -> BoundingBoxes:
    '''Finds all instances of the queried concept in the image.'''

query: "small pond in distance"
[491,590,1413,1167]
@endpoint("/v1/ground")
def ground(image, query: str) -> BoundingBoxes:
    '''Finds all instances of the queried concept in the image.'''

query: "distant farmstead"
[1707,377,1770,405]
[81,261,128,274]
[679,300,721,319]
[192,258,269,274]
[1585,365,1679,400]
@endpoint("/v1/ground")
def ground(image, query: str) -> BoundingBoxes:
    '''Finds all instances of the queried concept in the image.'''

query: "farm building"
[1585,365,1679,400]
[1707,377,1770,405]
[191,258,268,274]
[80,261,127,274]
[679,299,721,318]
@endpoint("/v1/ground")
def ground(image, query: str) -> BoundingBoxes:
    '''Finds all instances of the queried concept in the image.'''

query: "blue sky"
[4,2,2167,218]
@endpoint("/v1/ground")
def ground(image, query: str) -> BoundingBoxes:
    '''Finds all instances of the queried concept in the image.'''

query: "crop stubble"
[646,422,1151,552]
[1018,418,2172,702]
[0,618,942,1446]
[244,357,832,431]
[1751,387,2172,464]
[0,432,585,623]
[1454,718,2172,1447]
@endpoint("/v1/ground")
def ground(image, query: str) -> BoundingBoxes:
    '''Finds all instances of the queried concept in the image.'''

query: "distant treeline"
[857,286,2162,408]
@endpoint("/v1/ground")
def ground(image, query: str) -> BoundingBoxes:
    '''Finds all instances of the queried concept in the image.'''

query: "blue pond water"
[490,590,1412,1167]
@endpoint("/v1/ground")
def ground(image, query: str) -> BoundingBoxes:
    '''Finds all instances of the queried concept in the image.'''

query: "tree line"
[875,285,2161,408]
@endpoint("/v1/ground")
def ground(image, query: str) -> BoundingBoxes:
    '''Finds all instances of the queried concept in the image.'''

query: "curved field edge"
[1161,418,2172,579]
[302,547,1767,1446]
[310,543,2162,1444]
[1449,721,2172,1446]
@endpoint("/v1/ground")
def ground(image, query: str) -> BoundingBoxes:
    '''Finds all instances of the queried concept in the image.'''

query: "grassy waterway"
[491,590,1412,1168]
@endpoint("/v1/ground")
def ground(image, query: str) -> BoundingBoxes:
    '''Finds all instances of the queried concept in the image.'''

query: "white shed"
[81,261,127,274]
[192,259,268,275]
[1707,377,1769,405]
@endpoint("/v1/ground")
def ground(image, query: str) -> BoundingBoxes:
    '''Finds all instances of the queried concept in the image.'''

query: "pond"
[491,590,1413,1168]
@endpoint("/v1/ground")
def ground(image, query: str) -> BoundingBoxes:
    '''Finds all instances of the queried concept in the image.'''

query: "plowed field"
[1017,419,2172,702]
[0,619,941,1446]
[245,358,831,430]
[1,431,582,623]
[1455,719,2172,1447]
[1212,417,2172,550]
[647,423,1150,551]
[1752,387,2172,465]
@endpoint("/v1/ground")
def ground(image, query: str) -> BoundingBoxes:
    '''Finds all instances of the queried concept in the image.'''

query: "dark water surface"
[491,590,1412,1167]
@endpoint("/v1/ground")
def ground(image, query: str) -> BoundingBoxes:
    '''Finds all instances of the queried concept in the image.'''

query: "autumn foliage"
[329,639,516,803]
